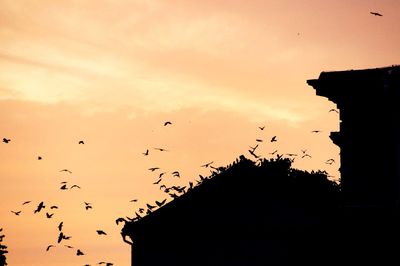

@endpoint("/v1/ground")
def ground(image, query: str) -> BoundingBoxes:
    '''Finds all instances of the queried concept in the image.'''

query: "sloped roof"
[121,156,340,241]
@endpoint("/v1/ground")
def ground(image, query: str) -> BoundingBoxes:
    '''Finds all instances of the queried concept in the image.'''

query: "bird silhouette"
[258,126,265,130]
[84,204,93,210]
[156,199,167,207]
[130,199,138,202]
[164,121,172,126]
[70,184,81,189]
[76,249,84,256]
[46,212,54,219]
[311,130,322,133]
[34,202,45,213]
[370,11,383,16]
[142,149,149,156]
[60,184,68,190]
[154,147,168,152]
[148,167,160,172]
[255,139,263,142]
[325,158,335,164]
[46,245,55,251]
[50,205,58,209]
[96,230,107,235]
[115,217,127,225]
[64,245,74,249]
[269,149,278,155]
[201,161,214,168]
[11,210,21,216]
[329,109,339,113]
[2,138,10,143]
[22,201,31,205]
[271,136,277,142]
[38,156,42,160]
[58,222,63,231]
[60,169,72,174]
[302,154,312,158]
[153,178,162,185]
[78,140,85,144]
[172,171,180,178]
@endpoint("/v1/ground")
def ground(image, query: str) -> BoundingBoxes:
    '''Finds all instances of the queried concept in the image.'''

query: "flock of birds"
[3,108,339,265]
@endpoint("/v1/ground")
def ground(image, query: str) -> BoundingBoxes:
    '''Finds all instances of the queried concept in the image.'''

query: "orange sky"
[1,1,399,265]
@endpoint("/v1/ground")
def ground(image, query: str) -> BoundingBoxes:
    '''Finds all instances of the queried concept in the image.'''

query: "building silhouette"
[307,65,400,208]
[121,66,400,265]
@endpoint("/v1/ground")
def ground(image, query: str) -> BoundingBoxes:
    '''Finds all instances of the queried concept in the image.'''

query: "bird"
[302,154,312,158]
[269,150,278,155]
[200,161,214,168]
[59,169,72,174]
[70,184,81,189]
[142,149,149,156]
[34,202,45,213]
[76,249,84,256]
[311,130,322,133]
[22,201,31,205]
[38,156,42,160]
[153,147,168,152]
[156,199,167,207]
[255,139,263,142]
[329,109,339,113]
[2,138,10,144]
[60,184,68,190]
[325,158,335,164]
[116,217,127,225]
[258,126,265,130]
[248,149,260,159]
[64,245,74,249]
[153,178,162,185]
[96,230,107,235]
[84,202,92,210]
[78,140,85,144]
[163,121,172,126]
[271,136,277,142]
[370,11,383,16]
[11,210,21,216]
[58,222,63,231]
[172,171,180,178]
[285,153,297,157]
[50,205,58,209]
[148,167,160,172]
[46,245,55,251]
[130,199,138,202]
[46,212,54,219]
[57,232,65,243]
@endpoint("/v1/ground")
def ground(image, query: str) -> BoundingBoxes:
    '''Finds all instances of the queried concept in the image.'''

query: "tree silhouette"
[0,228,8,266]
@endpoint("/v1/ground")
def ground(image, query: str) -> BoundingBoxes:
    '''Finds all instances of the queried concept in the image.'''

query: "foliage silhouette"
[0,228,7,266]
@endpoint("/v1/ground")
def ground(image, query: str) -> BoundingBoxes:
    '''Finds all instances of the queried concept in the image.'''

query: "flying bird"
[116,217,127,225]
[258,126,265,130]
[96,230,107,235]
[46,245,55,251]
[70,184,81,189]
[148,167,160,172]
[153,178,162,185]
[130,199,138,202]
[154,147,168,152]
[311,130,322,133]
[50,205,58,209]
[22,201,31,205]
[60,184,68,190]
[200,161,214,168]
[172,171,180,178]
[58,222,63,231]
[78,140,85,144]
[156,199,167,207]
[84,202,92,210]
[2,138,10,143]
[270,136,277,142]
[329,109,339,113]
[76,249,85,256]
[325,158,335,165]
[38,156,42,160]
[11,210,21,216]
[255,139,263,142]
[163,121,172,126]
[269,150,278,155]
[64,245,74,249]
[60,169,72,174]
[46,212,54,219]
[142,149,149,156]
[34,202,45,213]
[370,11,383,16]
[302,154,312,158]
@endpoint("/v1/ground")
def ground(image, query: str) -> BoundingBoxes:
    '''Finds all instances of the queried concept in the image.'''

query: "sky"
[1,0,399,265]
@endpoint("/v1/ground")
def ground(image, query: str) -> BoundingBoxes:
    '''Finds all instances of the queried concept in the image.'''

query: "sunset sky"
[1,1,400,265]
